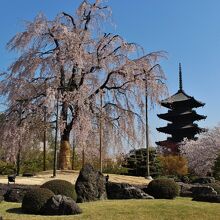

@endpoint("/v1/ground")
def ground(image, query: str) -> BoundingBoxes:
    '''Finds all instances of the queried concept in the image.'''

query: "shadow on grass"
[6,207,24,214]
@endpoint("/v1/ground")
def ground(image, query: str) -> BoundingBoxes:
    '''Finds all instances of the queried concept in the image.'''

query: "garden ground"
[0,170,151,185]
[1,197,220,220]
[1,172,220,219]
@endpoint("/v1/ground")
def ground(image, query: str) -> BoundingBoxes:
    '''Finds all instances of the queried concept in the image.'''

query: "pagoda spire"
[179,63,183,91]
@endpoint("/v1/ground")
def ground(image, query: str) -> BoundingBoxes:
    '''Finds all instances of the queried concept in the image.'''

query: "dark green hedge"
[41,179,77,201]
[147,178,180,199]
[22,188,54,214]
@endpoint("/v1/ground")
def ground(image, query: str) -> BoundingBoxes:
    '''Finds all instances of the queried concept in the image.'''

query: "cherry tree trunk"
[59,135,72,170]
[58,102,72,170]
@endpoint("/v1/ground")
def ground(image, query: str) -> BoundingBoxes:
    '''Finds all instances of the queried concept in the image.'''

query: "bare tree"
[0,0,167,169]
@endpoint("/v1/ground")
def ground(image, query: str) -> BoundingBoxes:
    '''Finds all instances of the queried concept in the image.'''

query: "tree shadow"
[6,207,24,214]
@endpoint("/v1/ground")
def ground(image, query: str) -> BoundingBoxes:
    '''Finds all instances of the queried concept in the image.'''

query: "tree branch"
[62,12,76,28]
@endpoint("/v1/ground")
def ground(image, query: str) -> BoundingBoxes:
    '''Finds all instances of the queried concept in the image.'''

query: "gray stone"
[4,188,27,202]
[42,195,82,215]
[0,184,37,202]
[193,194,220,203]
[106,182,154,199]
[75,164,107,203]
[177,182,194,197]
[191,186,217,197]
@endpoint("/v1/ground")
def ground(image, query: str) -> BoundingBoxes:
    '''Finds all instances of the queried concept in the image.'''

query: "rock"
[192,194,220,203]
[192,177,215,184]
[191,186,217,197]
[2,185,37,202]
[136,185,148,194]
[177,182,194,197]
[106,182,154,199]
[75,164,107,203]
[22,172,35,177]
[4,188,27,202]
[180,176,190,183]
[42,195,82,215]
[177,182,220,198]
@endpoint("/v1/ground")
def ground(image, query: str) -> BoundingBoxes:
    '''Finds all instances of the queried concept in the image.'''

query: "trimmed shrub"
[147,178,180,199]
[22,188,54,214]
[41,179,76,201]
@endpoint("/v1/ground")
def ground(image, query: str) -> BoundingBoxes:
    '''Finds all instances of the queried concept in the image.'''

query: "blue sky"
[0,0,219,146]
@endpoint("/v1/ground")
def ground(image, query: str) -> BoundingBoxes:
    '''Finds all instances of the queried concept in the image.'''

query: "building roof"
[160,63,205,109]
[157,110,207,122]
[157,123,205,134]
[160,89,205,109]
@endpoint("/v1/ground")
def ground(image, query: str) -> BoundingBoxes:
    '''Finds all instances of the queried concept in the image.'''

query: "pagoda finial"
[179,63,183,91]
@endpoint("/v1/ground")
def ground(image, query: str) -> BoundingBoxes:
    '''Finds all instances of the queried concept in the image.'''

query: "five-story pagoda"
[156,64,206,153]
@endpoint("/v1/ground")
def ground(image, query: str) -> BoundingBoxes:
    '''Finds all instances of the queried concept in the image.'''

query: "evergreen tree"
[123,148,162,177]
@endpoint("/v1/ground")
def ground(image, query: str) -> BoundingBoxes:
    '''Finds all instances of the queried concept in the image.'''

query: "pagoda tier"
[156,63,206,153]
[158,109,206,122]
[157,123,204,134]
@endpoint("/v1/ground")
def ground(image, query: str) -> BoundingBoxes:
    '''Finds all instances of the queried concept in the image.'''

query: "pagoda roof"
[156,137,198,147]
[160,89,205,109]
[158,110,207,122]
[157,123,205,134]
[160,63,205,109]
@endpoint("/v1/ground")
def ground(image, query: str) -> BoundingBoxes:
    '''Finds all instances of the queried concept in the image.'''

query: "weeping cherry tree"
[0,0,167,169]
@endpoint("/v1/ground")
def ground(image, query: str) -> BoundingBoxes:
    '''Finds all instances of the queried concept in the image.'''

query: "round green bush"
[147,178,180,199]
[41,179,77,201]
[22,188,54,214]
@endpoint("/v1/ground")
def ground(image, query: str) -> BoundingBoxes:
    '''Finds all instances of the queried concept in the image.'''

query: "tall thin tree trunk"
[72,137,76,170]
[58,102,72,170]
[53,96,59,177]
[99,92,103,173]
[16,147,21,176]
[82,147,85,167]
[43,106,47,171]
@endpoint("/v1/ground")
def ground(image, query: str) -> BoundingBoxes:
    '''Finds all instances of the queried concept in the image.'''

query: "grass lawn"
[0,197,220,220]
